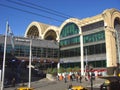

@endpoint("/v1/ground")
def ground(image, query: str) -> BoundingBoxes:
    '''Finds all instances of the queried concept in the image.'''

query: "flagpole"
[1,21,8,90]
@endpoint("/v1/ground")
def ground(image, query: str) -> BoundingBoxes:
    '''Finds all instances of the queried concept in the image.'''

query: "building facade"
[1,8,119,72]
[0,35,59,69]
[25,8,120,71]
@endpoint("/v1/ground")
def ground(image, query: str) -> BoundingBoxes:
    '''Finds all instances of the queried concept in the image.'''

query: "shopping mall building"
[0,8,120,73]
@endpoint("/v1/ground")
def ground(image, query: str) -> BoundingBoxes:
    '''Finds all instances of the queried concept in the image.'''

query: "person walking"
[75,73,79,82]
[11,77,16,87]
[64,73,67,83]
[78,73,82,83]
[85,72,88,81]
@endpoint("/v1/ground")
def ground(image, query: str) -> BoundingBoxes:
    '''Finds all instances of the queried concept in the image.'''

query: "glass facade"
[60,47,80,58]
[15,45,29,57]
[83,31,105,43]
[60,21,106,68]
[60,43,106,58]
[82,21,104,32]
[11,45,58,58]
[60,36,80,47]
[60,31,105,47]
[60,60,106,68]
[0,42,59,62]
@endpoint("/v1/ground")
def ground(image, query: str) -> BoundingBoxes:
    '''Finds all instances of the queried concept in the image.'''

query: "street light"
[79,30,84,76]
[85,48,88,74]
[28,39,32,88]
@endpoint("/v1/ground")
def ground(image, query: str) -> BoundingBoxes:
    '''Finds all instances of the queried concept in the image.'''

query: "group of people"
[57,71,96,83]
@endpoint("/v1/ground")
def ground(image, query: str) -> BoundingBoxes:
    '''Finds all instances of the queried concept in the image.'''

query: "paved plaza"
[2,77,105,90]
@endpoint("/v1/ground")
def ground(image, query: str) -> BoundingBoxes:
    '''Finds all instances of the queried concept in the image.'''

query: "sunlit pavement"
[2,77,105,90]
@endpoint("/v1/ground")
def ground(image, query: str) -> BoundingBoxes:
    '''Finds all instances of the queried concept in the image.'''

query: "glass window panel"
[82,21,104,32]
[60,36,80,47]
[96,61,102,67]
[60,23,79,38]
[83,31,105,43]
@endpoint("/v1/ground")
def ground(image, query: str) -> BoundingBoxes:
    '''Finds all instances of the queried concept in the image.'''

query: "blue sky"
[0,0,120,36]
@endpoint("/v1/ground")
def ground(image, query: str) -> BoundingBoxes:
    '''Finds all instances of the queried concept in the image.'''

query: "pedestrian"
[70,74,73,81]
[67,74,71,81]
[75,73,79,82]
[78,73,82,83]
[85,72,88,81]
[71,73,75,81]
[56,75,59,81]
[91,72,95,80]
[11,78,16,87]
[64,73,67,83]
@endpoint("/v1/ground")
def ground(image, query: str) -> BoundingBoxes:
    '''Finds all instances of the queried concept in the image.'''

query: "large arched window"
[114,17,120,30]
[60,23,79,38]
[114,17,120,61]
[60,23,80,47]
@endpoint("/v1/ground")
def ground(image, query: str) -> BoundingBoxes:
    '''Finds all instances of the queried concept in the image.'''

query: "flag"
[7,22,15,50]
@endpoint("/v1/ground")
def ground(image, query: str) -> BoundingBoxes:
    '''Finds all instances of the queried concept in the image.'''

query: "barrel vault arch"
[43,26,59,41]
[24,21,50,39]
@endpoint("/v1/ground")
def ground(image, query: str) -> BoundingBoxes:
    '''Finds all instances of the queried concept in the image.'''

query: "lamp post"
[85,48,88,74]
[79,30,84,76]
[15,38,32,88]
[28,39,32,88]
[90,71,93,90]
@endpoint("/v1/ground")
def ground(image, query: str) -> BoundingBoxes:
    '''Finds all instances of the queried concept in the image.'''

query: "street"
[2,77,105,90]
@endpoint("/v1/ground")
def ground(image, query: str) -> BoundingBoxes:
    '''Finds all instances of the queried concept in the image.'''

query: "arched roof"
[102,8,120,28]
[24,8,120,41]
[42,26,59,41]
[24,21,50,38]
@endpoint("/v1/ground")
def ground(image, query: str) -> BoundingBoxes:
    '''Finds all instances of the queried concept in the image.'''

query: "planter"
[46,74,56,81]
